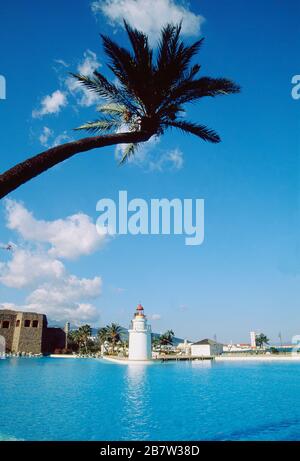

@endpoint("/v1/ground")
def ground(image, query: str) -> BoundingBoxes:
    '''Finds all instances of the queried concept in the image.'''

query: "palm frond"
[119,143,139,165]
[166,120,220,143]
[100,34,135,85]
[93,70,142,113]
[156,22,203,79]
[123,21,153,71]
[72,22,239,150]
[96,103,127,116]
[160,77,240,110]
[74,118,122,134]
[71,72,140,115]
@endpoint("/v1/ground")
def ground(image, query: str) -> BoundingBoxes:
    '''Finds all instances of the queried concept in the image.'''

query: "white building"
[177,339,192,355]
[223,343,252,353]
[128,304,152,361]
[191,338,223,357]
[250,331,256,349]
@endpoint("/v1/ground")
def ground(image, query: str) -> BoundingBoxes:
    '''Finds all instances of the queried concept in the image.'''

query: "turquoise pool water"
[1,357,300,441]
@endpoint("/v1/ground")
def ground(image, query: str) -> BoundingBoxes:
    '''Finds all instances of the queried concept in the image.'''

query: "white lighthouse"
[128,304,152,361]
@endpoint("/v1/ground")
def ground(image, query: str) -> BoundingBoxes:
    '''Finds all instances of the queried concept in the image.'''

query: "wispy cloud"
[148,148,184,172]
[53,58,69,68]
[115,135,184,172]
[39,126,53,147]
[65,49,101,107]
[92,0,204,43]
[32,90,67,118]
[33,49,101,127]
[150,314,161,321]
[38,126,73,148]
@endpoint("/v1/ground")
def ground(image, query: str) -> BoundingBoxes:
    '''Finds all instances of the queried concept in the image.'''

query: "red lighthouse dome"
[135,303,145,317]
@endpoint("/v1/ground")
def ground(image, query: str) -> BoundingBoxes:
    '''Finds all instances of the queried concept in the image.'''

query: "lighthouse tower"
[128,304,152,361]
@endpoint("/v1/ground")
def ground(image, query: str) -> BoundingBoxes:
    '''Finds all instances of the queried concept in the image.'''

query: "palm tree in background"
[255,333,270,349]
[158,330,175,347]
[105,323,123,354]
[76,324,92,353]
[97,326,109,353]
[0,21,240,199]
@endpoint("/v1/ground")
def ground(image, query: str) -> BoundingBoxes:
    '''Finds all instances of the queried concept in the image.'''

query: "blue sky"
[0,0,299,343]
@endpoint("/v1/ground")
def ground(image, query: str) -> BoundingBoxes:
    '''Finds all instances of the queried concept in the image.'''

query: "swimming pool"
[1,357,300,441]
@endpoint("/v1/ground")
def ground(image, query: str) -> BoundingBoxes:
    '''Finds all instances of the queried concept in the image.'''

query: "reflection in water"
[191,360,212,369]
[121,365,152,439]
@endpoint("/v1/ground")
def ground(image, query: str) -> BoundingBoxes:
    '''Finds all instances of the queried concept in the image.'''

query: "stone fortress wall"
[0,309,66,354]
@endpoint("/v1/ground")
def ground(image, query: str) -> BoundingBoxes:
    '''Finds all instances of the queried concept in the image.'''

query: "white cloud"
[149,148,184,171]
[92,0,204,43]
[53,59,69,68]
[52,131,73,147]
[150,314,161,320]
[0,298,100,326]
[66,49,101,107]
[38,127,73,148]
[32,90,67,118]
[0,201,104,325]
[32,50,100,121]
[115,287,126,293]
[0,248,65,288]
[5,200,107,260]
[0,254,102,324]
[39,126,53,147]
[27,275,102,305]
[115,136,183,172]
[78,49,100,76]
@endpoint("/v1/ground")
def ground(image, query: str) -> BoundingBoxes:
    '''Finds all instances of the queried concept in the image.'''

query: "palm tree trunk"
[0,131,152,199]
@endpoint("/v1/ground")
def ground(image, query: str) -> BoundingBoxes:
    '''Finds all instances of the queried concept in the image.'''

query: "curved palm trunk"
[0,131,152,199]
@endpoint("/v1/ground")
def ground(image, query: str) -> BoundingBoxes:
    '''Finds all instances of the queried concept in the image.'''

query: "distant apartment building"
[0,309,67,354]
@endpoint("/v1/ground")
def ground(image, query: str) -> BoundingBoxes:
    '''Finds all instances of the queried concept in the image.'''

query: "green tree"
[0,22,239,199]
[70,325,92,354]
[78,324,92,353]
[152,335,161,349]
[67,330,80,353]
[105,323,123,354]
[97,327,109,353]
[255,333,269,349]
[158,330,175,348]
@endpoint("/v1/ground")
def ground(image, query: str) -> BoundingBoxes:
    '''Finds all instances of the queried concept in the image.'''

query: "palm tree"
[158,330,175,347]
[66,330,80,353]
[97,327,109,353]
[106,323,123,354]
[255,333,269,349]
[0,21,239,199]
[77,324,92,353]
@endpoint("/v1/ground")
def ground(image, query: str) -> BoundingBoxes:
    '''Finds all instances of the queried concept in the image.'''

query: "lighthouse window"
[24,320,31,327]
[16,320,20,327]
[2,321,10,329]
[32,320,39,328]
